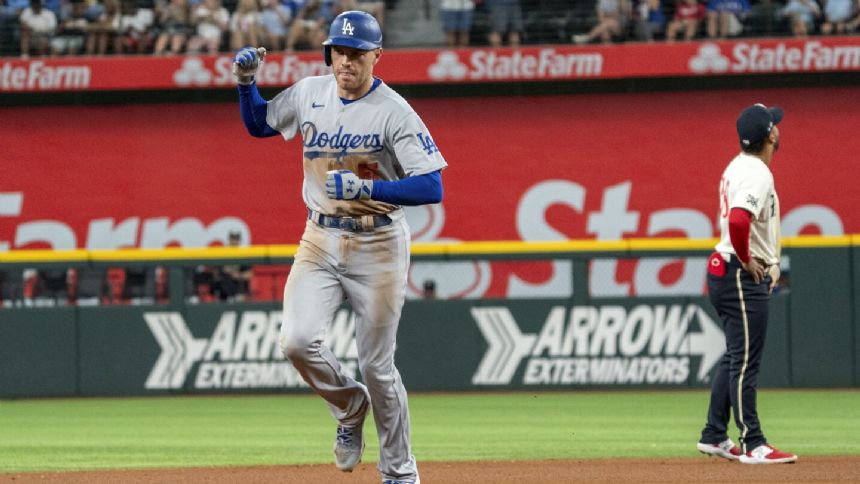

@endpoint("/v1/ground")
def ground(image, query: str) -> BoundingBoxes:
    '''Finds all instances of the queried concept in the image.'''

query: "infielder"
[696,104,797,464]
[232,10,445,484]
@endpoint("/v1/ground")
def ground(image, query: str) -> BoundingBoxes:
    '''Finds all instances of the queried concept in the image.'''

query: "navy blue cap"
[737,104,784,147]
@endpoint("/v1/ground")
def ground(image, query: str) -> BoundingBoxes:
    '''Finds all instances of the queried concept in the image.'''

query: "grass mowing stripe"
[1,390,858,472]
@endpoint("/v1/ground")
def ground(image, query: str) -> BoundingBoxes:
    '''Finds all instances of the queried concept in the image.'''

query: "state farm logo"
[472,304,724,386]
[0,60,91,91]
[173,57,212,87]
[689,43,730,74]
[690,40,860,74]
[428,48,602,82]
[428,51,468,80]
[172,55,329,88]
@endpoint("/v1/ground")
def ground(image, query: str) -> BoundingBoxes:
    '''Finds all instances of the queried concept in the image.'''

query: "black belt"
[724,253,773,270]
[307,209,392,232]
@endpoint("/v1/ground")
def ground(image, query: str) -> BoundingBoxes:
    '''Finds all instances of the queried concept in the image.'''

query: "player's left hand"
[325,170,373,200]
[767,264,781,294]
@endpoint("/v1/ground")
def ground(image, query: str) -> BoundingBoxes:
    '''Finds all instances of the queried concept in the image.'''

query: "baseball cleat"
[333,424,365,472]
[697,438,742,461]
[739,444,797,464]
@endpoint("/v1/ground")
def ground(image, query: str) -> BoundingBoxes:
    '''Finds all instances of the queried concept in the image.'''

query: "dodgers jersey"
[266,75,448,217]
[715,152,781,265]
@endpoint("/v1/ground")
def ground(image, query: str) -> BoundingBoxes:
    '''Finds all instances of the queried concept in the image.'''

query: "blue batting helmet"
[323,10,383,66]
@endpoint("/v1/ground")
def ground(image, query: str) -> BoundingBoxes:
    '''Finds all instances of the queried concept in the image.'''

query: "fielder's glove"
[325,170,373,201]
[232,46,267,85]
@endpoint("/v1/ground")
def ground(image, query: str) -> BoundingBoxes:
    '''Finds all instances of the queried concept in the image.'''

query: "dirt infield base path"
[3,457,859,483]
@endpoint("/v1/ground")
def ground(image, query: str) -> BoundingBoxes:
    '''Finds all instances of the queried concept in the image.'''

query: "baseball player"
[696,104,797,464]
[232,10,446,484]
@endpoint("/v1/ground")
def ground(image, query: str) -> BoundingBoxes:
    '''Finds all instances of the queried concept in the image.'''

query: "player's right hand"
[741,258,765,284]
[232,47,267,85]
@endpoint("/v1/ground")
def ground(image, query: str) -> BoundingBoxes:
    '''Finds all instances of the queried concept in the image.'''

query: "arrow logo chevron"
[471,307,537,385]
[471,304,726,386]
[144,312,208,390]
[681,306,725,382]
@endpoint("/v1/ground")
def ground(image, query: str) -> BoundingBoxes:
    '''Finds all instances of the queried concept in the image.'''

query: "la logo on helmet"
[342,19,354,36]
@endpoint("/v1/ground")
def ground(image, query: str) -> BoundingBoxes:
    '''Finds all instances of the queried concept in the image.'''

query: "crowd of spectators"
[2,0,860,58]
[568,0,860,44]
[0,0,381,57]
[0,233,256,308]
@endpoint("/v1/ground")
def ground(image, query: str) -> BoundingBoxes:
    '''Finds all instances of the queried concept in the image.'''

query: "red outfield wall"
[1,86,857,296]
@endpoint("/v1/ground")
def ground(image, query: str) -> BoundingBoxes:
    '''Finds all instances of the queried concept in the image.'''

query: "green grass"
[1,389,858,472]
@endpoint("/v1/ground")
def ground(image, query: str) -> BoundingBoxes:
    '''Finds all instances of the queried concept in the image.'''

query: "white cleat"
[739,444,798,464]
[697,438,742,461]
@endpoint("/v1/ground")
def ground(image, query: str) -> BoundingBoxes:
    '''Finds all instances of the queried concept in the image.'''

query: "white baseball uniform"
[715,152,781,265]
[268,74,446,481]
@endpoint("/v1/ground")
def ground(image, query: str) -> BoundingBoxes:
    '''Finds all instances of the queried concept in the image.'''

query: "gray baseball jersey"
[268,74,445,482]
[267,75,447,216]
[715,152,781,265]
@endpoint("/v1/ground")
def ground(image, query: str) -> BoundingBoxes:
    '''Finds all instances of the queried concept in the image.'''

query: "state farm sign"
[428,49,603,81]
[3,36,859,92]
[690,40,860,74]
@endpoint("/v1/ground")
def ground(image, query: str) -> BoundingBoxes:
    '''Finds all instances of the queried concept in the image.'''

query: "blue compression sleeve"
[371,170,443,206]
[238,82,279,138]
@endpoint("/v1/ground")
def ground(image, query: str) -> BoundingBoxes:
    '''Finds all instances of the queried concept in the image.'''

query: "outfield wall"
[1,244,856,398]
[3,87,860,299]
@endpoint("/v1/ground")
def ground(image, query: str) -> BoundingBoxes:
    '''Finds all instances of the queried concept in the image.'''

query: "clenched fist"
[326,170,373,201]
[232,47,267,85]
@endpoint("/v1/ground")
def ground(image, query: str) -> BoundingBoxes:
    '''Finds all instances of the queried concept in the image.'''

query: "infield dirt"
[2,456,859,483]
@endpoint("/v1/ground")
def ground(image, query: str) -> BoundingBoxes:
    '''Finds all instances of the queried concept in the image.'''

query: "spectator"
[486,0,523,46]
[19,0,57,58]
[705,0,749,38]
[1,0,30,23]
[850,1,860,30]
[259,0,292,50]
[154,266,169,304]
[50,0,89,54]
[665,0,705,41]
[573,0,631,44]
[422,279,437,299]
[152,0,190,54]
[327,0,357,19]
[284,0,326,52]
[85,0,118,54]
[186,0,228,53]
[354,0,382,29]
[820,0,856,33]
[2,0,31,56]
[22,268,75,306]
[114,0,155,53]
[440,0,474,47]
[229,0,260,50]
[210,231,253,302]
[189,266,215,303]
[780,0,821,37]
[633,0,666,41]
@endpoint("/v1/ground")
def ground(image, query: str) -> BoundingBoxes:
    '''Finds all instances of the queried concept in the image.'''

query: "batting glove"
[325,170,373,201]
[232,47,267,85]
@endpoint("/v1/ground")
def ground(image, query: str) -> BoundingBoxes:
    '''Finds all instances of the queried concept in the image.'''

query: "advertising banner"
[4,297,781,396]
[3,86,858,298]
[2,37,860,92]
